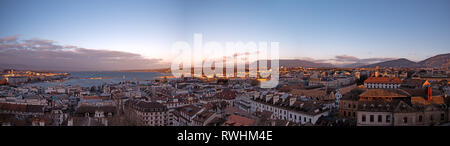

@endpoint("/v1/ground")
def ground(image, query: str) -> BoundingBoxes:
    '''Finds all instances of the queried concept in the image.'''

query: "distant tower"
[423,80,432,101]
[151,86,156,96]
[375,66,380,77]
[136,79,140,92]
[355,71,361,79]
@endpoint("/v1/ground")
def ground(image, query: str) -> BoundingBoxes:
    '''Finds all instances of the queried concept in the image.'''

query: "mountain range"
[359,53,450,69]
[2,53,449,72]
[274,53,449,69]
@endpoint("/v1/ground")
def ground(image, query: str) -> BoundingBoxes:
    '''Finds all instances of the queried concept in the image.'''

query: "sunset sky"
[1,0,449,70]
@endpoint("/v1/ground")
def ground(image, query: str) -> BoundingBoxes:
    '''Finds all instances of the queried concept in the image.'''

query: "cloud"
[0,35,168,71]
[335,55,360,62]
[0,35,19,43]
[295,54,396,66]
[358,57,396,63]
[328,55,396,65]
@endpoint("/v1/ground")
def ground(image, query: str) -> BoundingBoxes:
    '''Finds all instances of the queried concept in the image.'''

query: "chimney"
[265,95,272,102]
[273,96,279,104]
[254,92,260,100]
[289,97,296,106]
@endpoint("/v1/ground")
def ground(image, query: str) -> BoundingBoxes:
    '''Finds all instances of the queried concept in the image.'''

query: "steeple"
[423,80,432,101]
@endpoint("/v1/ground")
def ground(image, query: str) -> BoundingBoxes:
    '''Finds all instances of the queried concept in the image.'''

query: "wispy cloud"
[0,35,168,71]
[335,55,360,62]
[324,55,396,66]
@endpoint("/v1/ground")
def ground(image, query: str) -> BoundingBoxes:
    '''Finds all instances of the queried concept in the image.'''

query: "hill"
[361,53,450,69]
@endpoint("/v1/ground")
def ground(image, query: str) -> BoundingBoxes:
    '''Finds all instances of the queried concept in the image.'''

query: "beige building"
[357,101,393,126]
[124,99,170,126]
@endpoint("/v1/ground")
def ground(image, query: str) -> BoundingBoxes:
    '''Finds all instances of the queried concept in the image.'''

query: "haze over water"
[28,71,164,88]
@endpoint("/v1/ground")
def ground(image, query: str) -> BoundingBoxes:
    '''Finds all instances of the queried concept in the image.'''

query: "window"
[441,113,445,121]
[430,115,434,121]
[353,112,356,118]
[353,104,356,109]
[419,115,423,122]
[378,115,382,122]
[362,115,366,122]
[403,117,408,123]
[370,115,374,122]
[386,115,391,123]
[344,111,347,116]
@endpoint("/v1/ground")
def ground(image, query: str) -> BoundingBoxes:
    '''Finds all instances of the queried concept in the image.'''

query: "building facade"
[364,77,401,89]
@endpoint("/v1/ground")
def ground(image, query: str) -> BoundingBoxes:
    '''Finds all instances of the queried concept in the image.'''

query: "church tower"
[423,80,432,101]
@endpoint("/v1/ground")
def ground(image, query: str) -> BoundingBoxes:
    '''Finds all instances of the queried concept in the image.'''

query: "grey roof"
[280,94,289,100]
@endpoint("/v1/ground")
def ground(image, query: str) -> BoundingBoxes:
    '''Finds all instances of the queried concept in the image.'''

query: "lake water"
[28,71,166,87]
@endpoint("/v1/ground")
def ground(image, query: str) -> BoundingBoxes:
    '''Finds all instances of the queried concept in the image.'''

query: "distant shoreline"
[116,68,171,73]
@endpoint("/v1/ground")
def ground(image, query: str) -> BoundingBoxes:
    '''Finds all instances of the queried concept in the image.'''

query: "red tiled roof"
[222,114,255,126]
[364,77,401,84]
[213,89,237,100]
[359,89,410,98]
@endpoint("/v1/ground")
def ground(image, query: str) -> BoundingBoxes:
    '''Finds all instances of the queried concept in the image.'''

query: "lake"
[28,71,166,87]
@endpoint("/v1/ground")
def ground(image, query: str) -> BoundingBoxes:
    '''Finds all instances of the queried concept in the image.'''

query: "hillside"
[418,53,450,69]
[361,53,450,69]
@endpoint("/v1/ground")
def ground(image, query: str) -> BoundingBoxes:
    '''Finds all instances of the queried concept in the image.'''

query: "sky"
[0,0,449,70]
